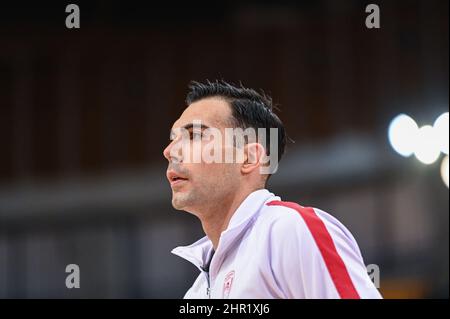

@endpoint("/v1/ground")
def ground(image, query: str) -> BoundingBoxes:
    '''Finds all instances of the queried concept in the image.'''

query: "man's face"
[163,98,240,214]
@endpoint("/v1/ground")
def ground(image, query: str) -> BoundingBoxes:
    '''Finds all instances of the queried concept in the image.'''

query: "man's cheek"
[200,138,223,164]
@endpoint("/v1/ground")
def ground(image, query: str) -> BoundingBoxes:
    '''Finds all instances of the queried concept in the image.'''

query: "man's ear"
[241,143,266,174]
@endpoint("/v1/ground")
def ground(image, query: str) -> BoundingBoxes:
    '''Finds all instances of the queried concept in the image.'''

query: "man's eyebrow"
[169,123,211,136]
[181,123,210,130]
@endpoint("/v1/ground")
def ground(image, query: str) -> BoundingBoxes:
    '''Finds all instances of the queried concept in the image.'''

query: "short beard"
[172,184,235,217]
[171,189,202,211]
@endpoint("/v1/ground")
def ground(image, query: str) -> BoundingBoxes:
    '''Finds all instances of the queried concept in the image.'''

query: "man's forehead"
[171,98,232,130]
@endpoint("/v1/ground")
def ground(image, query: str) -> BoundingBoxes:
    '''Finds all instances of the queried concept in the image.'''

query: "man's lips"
[167,170,189,187]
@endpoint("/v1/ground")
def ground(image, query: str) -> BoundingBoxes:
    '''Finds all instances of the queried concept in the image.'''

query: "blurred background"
[0,0,448,298]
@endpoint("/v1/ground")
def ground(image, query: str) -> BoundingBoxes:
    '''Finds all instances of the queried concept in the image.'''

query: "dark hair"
[185,80,287,167]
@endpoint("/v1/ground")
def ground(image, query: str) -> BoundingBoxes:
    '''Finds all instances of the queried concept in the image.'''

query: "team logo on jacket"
[222,270,235,298]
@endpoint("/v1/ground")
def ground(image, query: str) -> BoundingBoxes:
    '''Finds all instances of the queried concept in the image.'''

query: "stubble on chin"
[171,190,195,210]
[171,194,185,210]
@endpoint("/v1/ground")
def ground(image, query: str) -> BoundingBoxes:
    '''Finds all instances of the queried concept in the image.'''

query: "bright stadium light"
[433,112,449,155]
[414,125,441,165]
[441,156,449,188]
[388,114,419,157]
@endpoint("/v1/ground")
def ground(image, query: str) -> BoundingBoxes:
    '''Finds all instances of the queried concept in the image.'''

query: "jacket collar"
[171,189,279,270]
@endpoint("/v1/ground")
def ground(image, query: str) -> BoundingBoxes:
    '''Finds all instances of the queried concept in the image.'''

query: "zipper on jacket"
[202,269,211,299]
[202,249,214,299]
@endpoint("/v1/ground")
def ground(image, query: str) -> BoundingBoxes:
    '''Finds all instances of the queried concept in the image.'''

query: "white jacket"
[172,189,382,299]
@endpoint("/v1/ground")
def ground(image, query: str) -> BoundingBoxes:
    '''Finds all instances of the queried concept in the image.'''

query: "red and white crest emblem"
[222,270,235,298]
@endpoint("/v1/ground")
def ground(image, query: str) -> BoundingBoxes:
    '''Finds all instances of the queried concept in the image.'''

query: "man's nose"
[163,139,182,163]
[163,141,172,161]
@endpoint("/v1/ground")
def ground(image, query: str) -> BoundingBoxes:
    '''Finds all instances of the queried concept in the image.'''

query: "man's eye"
[190,131,203,139]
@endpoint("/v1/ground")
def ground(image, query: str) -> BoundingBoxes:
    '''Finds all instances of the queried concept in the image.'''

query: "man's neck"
[199,187,263,250]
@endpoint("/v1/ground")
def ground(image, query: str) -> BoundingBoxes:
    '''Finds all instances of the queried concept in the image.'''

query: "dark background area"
[0,0,448,298]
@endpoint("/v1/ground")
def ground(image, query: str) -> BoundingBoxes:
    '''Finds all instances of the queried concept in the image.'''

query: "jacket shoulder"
[259,200,358,246]
[258,200,312,235]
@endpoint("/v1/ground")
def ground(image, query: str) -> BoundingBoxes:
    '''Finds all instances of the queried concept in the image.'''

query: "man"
[163,80,382,299]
